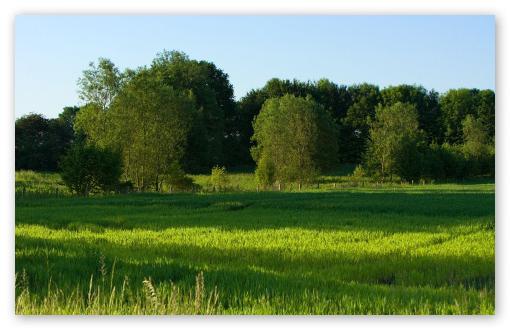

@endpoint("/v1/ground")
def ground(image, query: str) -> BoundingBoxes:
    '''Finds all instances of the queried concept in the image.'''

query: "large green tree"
[365,102,423,181]
[251,94,338,188]
[150,50,235,172]
[237,78,351,166]
[108,69,196,190]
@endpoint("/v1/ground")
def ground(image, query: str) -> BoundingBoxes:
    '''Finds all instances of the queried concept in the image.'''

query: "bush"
[60,142,122,196]
[210,166,229,192]
[350,165,366,182]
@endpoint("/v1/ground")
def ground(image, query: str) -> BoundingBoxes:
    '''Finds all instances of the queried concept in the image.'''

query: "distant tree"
[476,89,495,143]
[439,89,480,144]
[341,84,380,163]
[58,106,81,131]
[365,102,423,181]
[60,142,122,196]
[15,110,77,172]
[251,95,338,188]
[15,114,53,171]
[237,89,269,165]
[312,79,351,121]
[461,115,494,176]
[381,85,441,143]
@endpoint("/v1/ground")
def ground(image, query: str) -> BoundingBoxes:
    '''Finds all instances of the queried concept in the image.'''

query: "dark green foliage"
[476,90,495,143]
[15,112,78,171]
[60,142,122,196]
[440,89,494,145]
[394,138,426,182]
[165,162,195,192]
[381,85,442,143]
[461,115,495,177]
[150,50,235,172]
[340,84,380,163]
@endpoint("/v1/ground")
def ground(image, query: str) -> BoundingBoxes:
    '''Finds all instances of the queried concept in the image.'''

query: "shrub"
[60,142,122,196]
[210,166,229,192]
[350,165,366,182]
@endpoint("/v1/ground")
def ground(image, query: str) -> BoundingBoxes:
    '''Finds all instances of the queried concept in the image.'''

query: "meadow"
[15,171,495,315]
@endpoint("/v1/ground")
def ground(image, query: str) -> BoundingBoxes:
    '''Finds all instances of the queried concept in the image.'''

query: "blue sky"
[15,15,495,119]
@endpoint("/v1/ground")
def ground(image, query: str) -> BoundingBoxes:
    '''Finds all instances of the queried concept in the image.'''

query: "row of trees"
[238,78,494,165]
[15,50,495,193]
[364,103,494,182]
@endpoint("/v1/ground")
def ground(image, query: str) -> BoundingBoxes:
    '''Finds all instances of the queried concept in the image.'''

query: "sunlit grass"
[15,175,495,314]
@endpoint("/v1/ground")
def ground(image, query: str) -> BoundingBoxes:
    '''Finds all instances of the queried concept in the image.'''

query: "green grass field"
[15,172,495,315]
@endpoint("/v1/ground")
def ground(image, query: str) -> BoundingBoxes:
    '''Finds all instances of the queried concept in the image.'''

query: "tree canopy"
[251,95,338,187]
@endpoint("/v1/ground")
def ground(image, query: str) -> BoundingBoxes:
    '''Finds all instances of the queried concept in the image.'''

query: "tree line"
[15,50,495,194]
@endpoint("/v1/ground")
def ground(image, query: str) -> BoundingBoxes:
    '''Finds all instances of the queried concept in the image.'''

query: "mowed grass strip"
[15,184,495,314]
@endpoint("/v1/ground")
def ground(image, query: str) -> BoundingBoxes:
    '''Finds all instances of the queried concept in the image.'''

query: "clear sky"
[15,15,495,119]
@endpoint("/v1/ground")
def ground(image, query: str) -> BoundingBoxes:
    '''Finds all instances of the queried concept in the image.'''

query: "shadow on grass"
[16,190,495,233]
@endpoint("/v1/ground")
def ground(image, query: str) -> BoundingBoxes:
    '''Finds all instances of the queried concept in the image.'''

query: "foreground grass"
[15,180,495,315]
